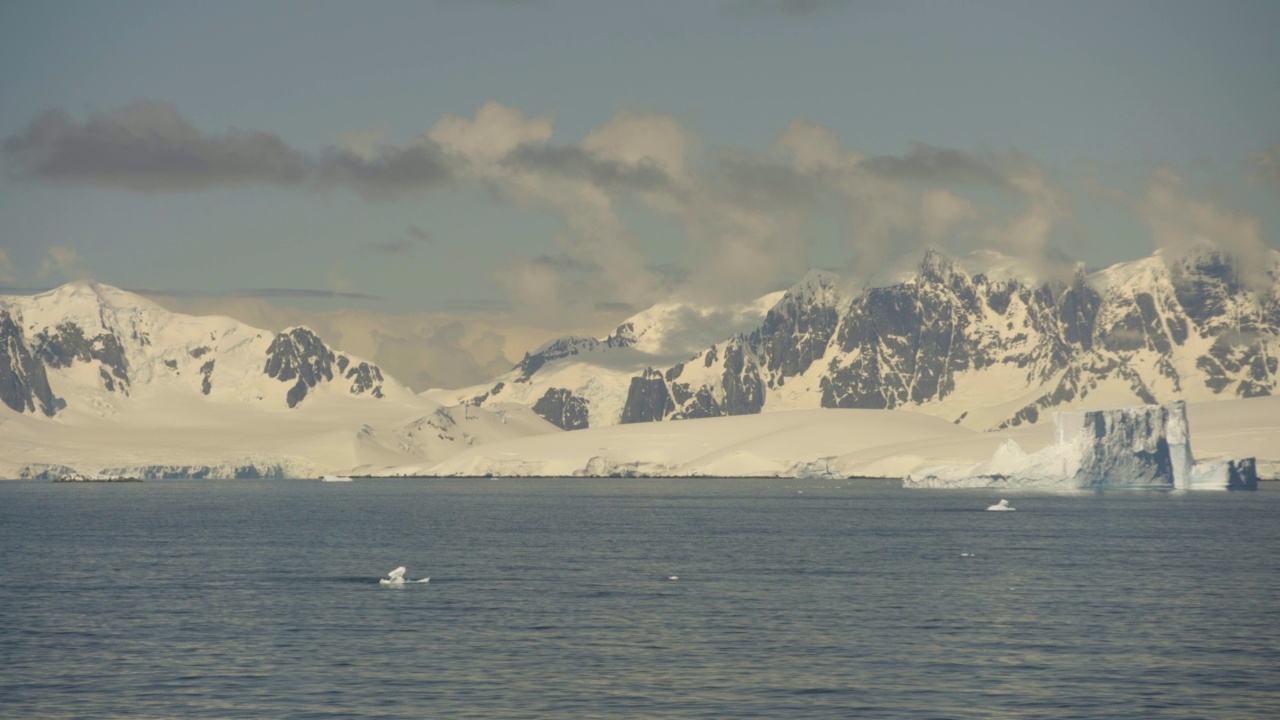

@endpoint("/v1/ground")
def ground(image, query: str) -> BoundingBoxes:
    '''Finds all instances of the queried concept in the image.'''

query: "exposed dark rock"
[606,322,637,348]
[620,368,674,424]
[469,381,505,406]
[749,270,841,386]
[532,387,590,430]
[33,321,130,391]
[345,361,384,396]
[0,309,59,415]
[200,360,215,395]
[515,336,600,383]
[264,328,335,408]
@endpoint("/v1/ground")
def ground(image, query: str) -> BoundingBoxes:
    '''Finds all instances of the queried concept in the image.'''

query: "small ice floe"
[960,552,975,558]
[667,575,679,581]
[379,566,429,586]
[321,475,352,482]
[986,499,1015,512]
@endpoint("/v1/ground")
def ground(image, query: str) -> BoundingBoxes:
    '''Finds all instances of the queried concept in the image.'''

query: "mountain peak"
[780,269,845,307]
[911,248,967,287]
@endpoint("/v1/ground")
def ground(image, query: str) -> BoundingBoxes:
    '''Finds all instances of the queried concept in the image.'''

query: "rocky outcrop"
[514,336,601,383]
[532,387,590,430]
[0,309,59,415]
[33,321,130,394]
[620,368,675,424]
[264,327,336,407]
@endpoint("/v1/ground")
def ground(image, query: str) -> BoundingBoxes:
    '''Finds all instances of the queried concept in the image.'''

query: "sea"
[2,477,1277,719]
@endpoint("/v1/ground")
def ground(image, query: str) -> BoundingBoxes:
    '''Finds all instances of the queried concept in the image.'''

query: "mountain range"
[2,243,1277,478]
[0,282,554,479]
[456,245,1280,432]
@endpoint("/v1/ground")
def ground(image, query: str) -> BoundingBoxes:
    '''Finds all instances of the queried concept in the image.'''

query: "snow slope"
[376,396,1280,481]
[0,282,561,479]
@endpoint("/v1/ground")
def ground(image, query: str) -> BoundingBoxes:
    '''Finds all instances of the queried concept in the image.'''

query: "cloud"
[407,224,432,242]
[861,143,1012,189]
[1131,165,1274,293]
[428,101,553,163]
[1248,144,1280,190]
[6,99,1111,315]
[138,287,382,300]
[333,125,391,162]
[712,148,823,207]
[3,101,453,197]
[365,224,435,254]
[0,250,17,285]
[503,144,670,193]
[36,245,92,282]
[432,103,667,317]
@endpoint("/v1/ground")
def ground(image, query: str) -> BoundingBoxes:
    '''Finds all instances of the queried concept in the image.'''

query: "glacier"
[905,401,1258,490]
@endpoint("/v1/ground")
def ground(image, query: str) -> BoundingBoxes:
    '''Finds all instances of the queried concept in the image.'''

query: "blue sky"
[2,0,1279,387]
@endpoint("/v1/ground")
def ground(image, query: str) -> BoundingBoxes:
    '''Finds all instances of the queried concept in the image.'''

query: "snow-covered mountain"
[0,282,559,478]
[445,293,783,429]
[470,245,1280,432]
[0,281,407,416]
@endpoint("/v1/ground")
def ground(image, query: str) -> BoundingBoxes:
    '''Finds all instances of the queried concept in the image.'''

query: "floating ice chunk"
[986,499,1014,511]
[322,474,352,482]
[667,575,679,581]
[378,566,427,586]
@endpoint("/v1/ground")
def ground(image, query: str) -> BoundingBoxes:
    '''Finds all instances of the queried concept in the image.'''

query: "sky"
[2,0,1279,390]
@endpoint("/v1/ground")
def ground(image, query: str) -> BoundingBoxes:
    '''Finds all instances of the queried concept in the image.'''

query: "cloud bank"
[6,99,1275,357]
[3,101,453,198]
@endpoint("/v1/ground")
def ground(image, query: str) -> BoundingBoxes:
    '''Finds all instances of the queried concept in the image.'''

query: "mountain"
[0,281,405,416]
[472,245,1280,432]
[0,282,557,478]
[445,293,783,429]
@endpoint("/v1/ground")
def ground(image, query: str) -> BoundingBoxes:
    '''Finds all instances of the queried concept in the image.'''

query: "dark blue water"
[2,478,1278,719]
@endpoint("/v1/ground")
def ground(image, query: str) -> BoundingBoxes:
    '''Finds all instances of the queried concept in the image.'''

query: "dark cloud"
[647,262,690,288]
[527,253,597,273]
[503,144,670,193]
[366,224,436,254]
[407,224,433,242]
[714,149,823,206]
[2,101,453,197]
[314,144,453,200]
[366,238,416,255]
[861,143,1011,189]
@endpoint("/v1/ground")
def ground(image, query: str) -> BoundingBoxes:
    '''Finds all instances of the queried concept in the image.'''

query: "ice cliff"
[905,401,1257,490]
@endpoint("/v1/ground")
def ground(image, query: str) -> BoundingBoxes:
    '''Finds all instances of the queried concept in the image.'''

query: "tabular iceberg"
[906,401,1257,490]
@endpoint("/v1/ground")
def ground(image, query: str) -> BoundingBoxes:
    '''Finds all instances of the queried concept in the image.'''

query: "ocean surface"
[2,478,1278,719]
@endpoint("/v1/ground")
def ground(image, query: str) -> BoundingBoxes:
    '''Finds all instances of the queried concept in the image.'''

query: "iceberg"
[379,566,429,586]
[906,401,1257,490]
